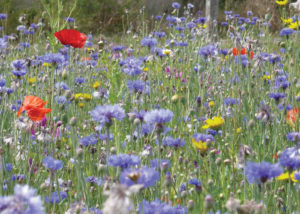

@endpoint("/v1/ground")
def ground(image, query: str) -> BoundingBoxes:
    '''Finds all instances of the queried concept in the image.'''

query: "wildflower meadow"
[0,0,300,213]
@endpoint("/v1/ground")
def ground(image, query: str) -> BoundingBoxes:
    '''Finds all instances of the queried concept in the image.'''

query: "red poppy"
[241,47,247,55]
[54,29,87,48]
[17,96,51,121]
[249,50,254,59]
[286,107,300,124]
[232,47,239,56]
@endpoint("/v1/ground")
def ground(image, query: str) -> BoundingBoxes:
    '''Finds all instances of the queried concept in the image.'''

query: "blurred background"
[0,0,296,36]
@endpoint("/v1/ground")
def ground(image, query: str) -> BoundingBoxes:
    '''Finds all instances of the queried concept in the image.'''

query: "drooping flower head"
[54,29,87,48]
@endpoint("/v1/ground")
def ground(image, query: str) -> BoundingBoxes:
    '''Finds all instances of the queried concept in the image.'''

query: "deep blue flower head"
[112,45,126,52]
[86,176,103,186]
[224,11,232,15]
[119,57,143,76]
[172,2,181,9]
[163,136,185,148]
[193,133,214,142]
[75,77,85,84]
[150,159,170,169]
[279,146,300,170]
[55,82,69,90]
[5,163,12,172]
[269,92,286,101]
[141,37,158,48]
[286,132,300,142]
[166,15,177,23]
[186,22,196,29]
[139,198,187,214]
[45,191,67,204]
[42,156,63,171]
[198,44,217,58]
[195,17,207,24]
[0,14,7,20]
[0,184,45,214]
[247,11,253,16]
[90,104,125,125]
[108,154,140,168]
[39,53,66,65]
[155,15,162,20]
[120,166,160,188]
[80,134,98,146]
[176,26,185,31]
[245,161,283,184]
[224,98,239,106]
[280,28,294,36]
[154,31,166,38]
[11,59,27,77]
[127,80,146,93]
[64,17,74,22]
[144,109,173,124]
[189,178,202,187]
[0,79,6,87]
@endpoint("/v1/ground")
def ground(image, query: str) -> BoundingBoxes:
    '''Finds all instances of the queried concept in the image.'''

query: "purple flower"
[42,156,63,171]
[172,2,181,9]
[139,198,187,214]
[75,77,85,84]
[247,11,253,16]
[141,37,158,48]
[120,166,160,188]
[245,161,283,184]
[127,80,146,94]
[163,136,185,148]
[186,22,196,29]
[144,109,174,125]
[45,191,67,204]
[0,14,7,20]
[189,178,202,192]
[90,104,125,125]
[86,176,103,186]
[55,96,67,104]
[154,31,166,38]
[112,45,126,52]
[80,134,98,146]
[280,28,294,37]
[119,57,143,76]
[269,92,286,101]
[38,53,65,66]
[64,17,74,22]
[286,133,300,142]
[55,82,69,90]
[198,44,217,58]
[150,159,170,169]
[193,133,214,142]
[224,98,239,106]
[11,59,27,77]
[0,184,45,214]
[107,154,141,168]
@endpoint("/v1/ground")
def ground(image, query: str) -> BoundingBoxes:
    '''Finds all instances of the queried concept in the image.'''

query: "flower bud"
[69,117,77,126]
[204,194,214,210]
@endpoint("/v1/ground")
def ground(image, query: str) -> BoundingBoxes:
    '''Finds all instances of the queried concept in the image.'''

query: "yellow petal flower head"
[276,171,300,182]
[192,133,214,152]
[202,117,225,130]
[281,17,293,24]
[27,77,36,84]
[74,93,92,101]
[288,21,300,29]
[93,81,101,89]
[276,0,289,6]
[192,139,207,152]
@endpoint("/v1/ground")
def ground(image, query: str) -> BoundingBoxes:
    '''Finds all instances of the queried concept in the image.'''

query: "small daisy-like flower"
[202,117,224,130]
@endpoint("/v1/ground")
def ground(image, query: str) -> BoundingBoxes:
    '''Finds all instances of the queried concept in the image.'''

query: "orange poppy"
[249,50,254,59]
[241,47,247,55]
[232,47,239,56]
[286,107,300,124]
[17,96,51,121]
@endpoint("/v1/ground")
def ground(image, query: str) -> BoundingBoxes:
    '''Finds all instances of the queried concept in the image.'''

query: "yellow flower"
[208,101,214,107]
[93,81,101,89]
[197,24,206,29]
[74,93,92,101]
[143,67,149,72]
[262,75,273,81]
[192,138,208,152]
[281,17,293,24]
[27,77,36,84]
[162,49,172,56]
[297,92,300,96]
[276,171,299,182]
[288,21,300,29]
[276,0,289,6]
[78,102,84,108]
[202,117,224,130]
[42,62,51,67]
[236,127,242,133]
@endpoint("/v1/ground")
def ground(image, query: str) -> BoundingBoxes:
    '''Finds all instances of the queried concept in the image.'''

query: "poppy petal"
[54,29,87,48]
[27,108,52,122]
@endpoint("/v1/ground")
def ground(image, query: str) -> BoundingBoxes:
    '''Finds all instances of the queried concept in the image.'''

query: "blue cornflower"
[0,184,45,214]
[0,79,6,87]
[198,44,217,58]
[107,154,140,168]
[55,82,69,90]
[86,176,103,186]
[186,22,196,29]
[221,22,228,26]
[64,17,74,22]
[154,31,166,38]
[176,26,185,31]
[120,166,160,188]
[163,136,185,148]
[11,59,27,77]
[141,37,158,48]
[224,11,232,15]
[187,3,194,9]
[144,109,174,125]
[193,133,214,142]
[224,98,239,106]
[42,156,63,171]
[0,14,7,20]
[139,198,187,214]
[269,92,286,101]
[39,53,65,65]
[155,15,162,20]
[80,134,98,146]
[280,28,294,37]
[45,191,67,204]
[166,15,177,23]
[247,11,253,16]
[172,2,181,9]
[245,161,283,184]
[189,178,202,191]
[90,104,125,125]
[55,96,67,104]
[0,38,8,49]
[150,159,170,169]
[286,132,300,142]
[75,77,85,84]
[119,57,143,76]
[5,163,12,172]
[112,45,126,52]
[127,80,145,93]
[195,17,207,24]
